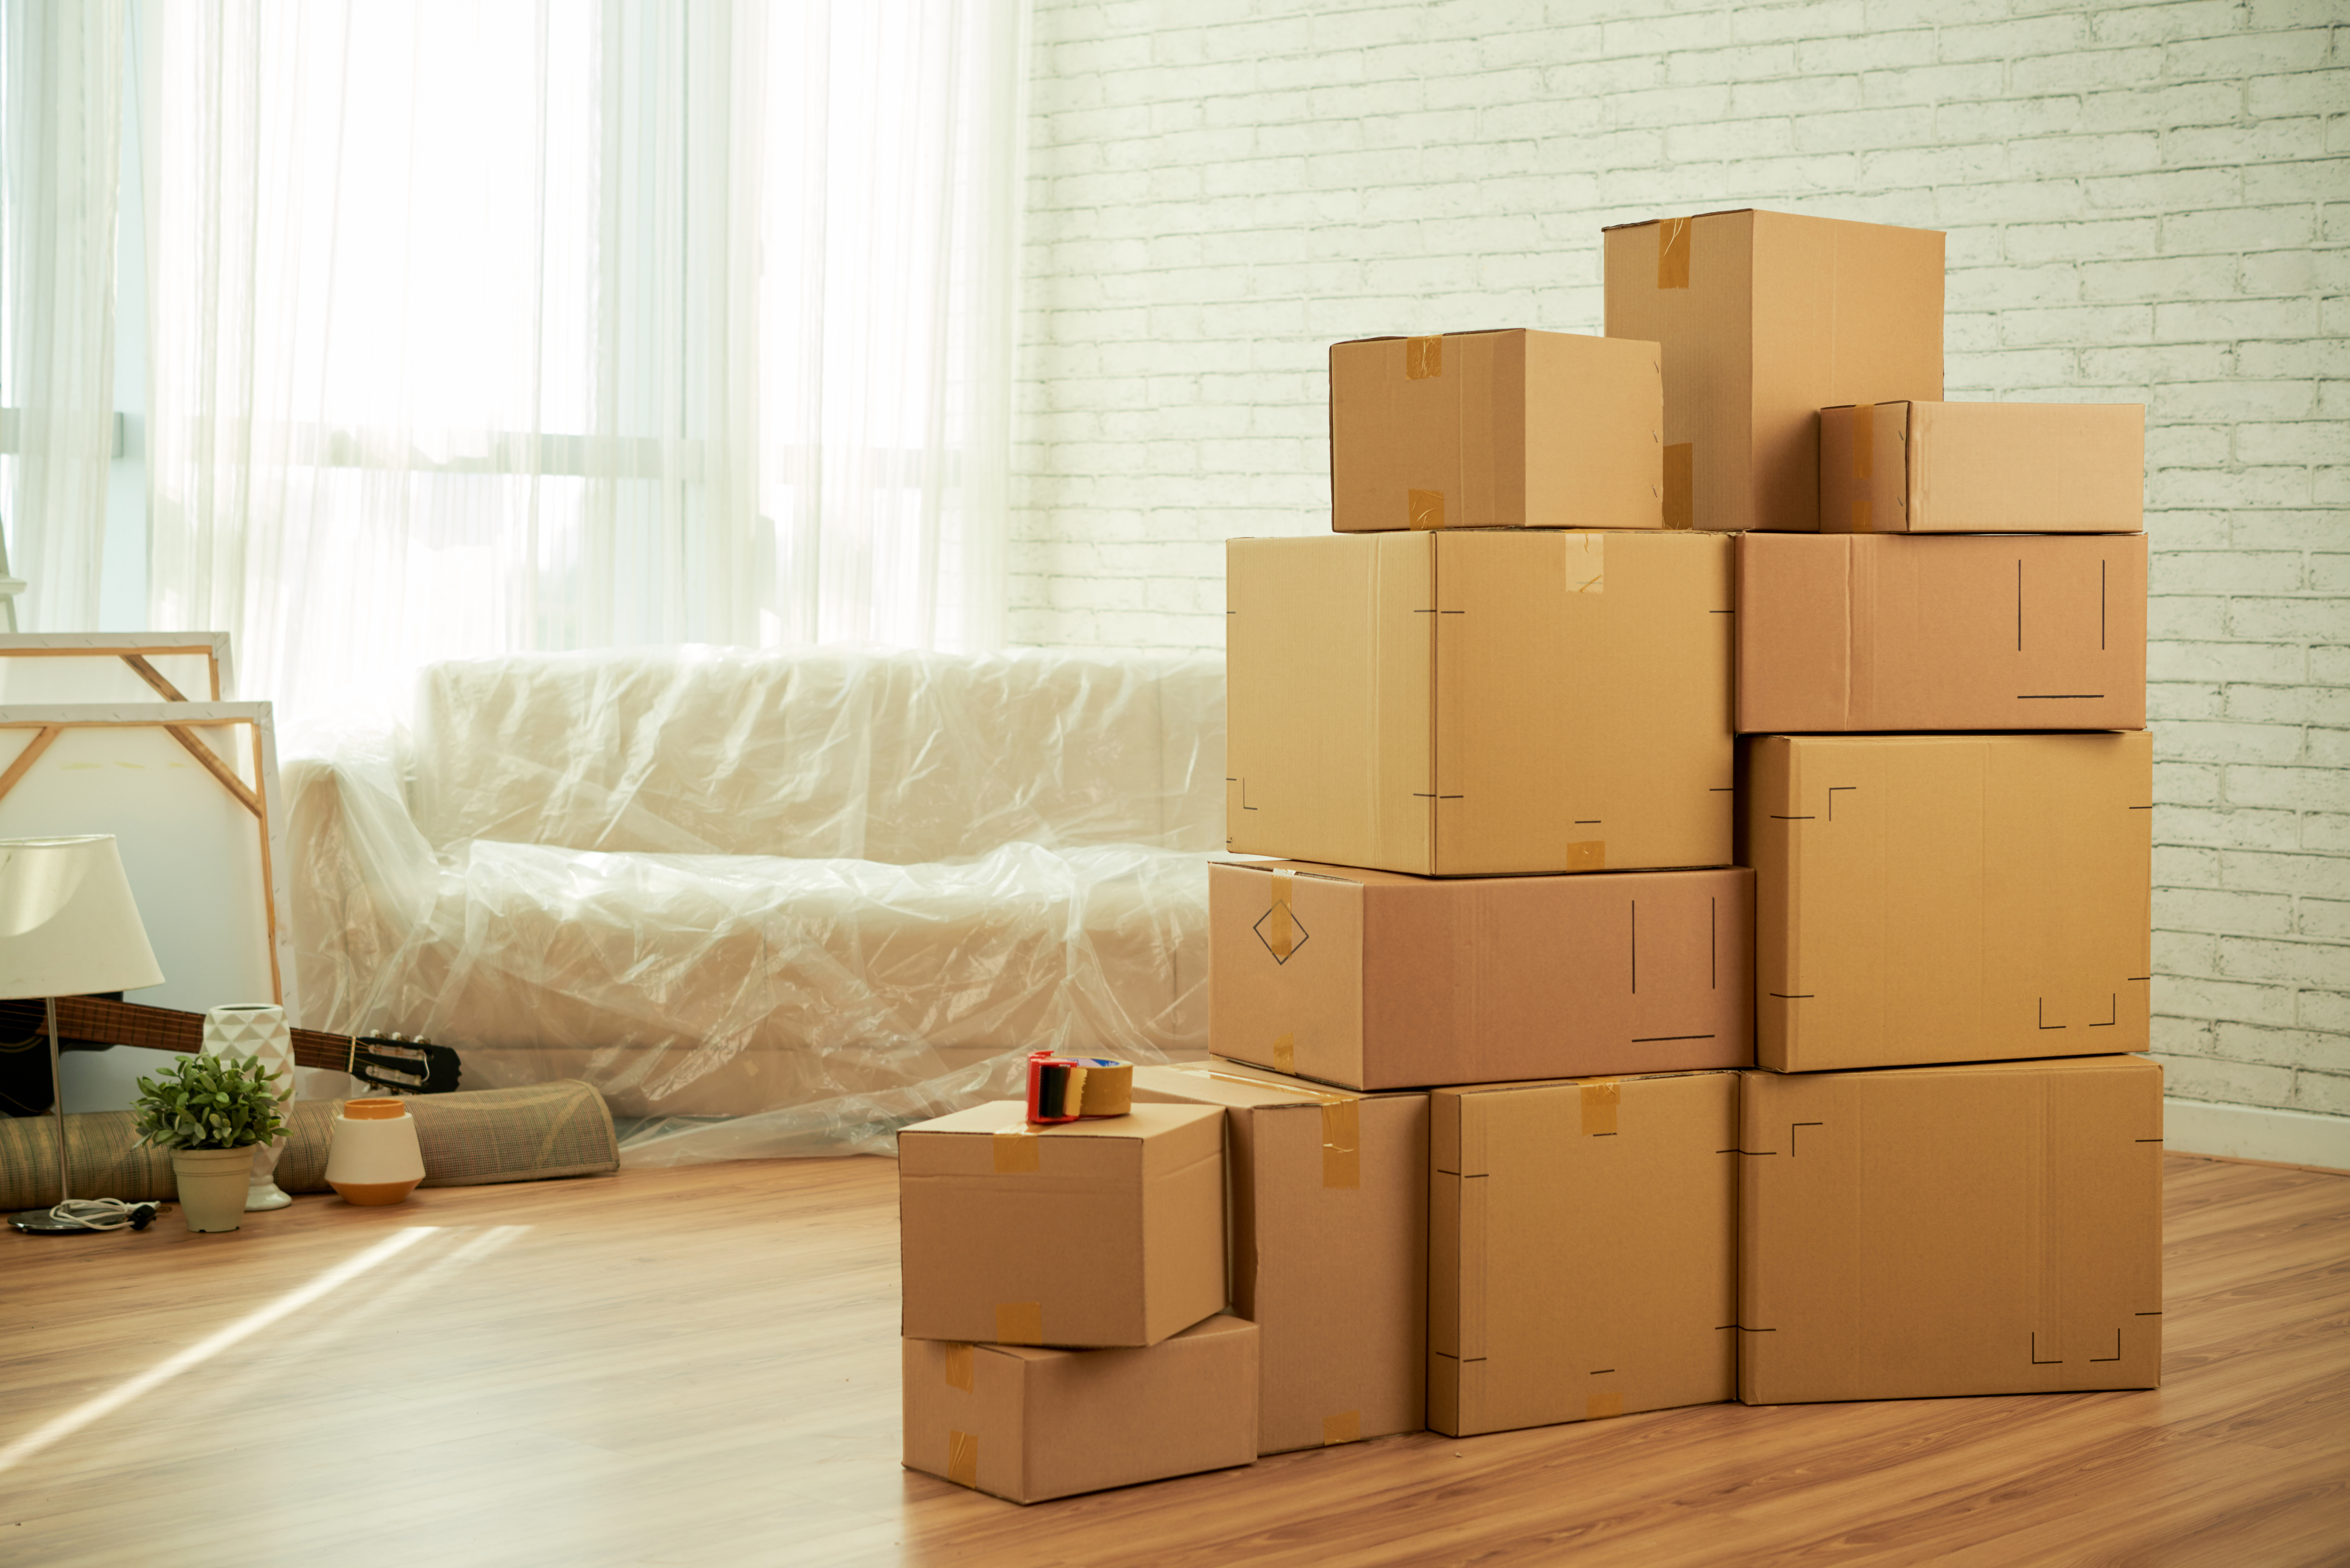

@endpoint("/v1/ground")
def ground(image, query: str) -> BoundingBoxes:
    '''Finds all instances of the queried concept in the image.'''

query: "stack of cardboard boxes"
[898,208,2161,1503]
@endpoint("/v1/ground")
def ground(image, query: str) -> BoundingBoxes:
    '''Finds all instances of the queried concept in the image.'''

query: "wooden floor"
[2,1153,2344,1567]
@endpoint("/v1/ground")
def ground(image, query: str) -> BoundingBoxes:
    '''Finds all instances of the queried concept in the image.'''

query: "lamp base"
[8,1206,112,1236]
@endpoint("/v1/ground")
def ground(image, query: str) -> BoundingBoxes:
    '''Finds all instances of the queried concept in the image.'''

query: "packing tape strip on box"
[1850,401,1875,531]
[947,1429,980,1488]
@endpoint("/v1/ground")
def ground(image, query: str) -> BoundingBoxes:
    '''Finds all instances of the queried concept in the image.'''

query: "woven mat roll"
[0,1080,617,1210]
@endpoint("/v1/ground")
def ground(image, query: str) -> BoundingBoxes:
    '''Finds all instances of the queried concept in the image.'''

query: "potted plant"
[133,1054,291,1233]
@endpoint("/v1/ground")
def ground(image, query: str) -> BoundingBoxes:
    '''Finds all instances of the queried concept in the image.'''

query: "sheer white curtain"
[144,0,1020,720]
[0,0,124,632]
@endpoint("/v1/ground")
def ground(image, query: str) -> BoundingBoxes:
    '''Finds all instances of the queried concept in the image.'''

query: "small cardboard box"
[1735,531,2148,734]
[902,1315,1259,1503]
[1820,401,2145,534]
[1739,1056,2163,1405]
[1227,531,1733,877]
[1329,329,1663,533]
[898,1101,1224,1349]
[1130,1061,1427,1454]
[1429,1071,1738,1437]
[1210,859,1753,1090]
[1603,208,1944,532]
[1749,731,2153,1074]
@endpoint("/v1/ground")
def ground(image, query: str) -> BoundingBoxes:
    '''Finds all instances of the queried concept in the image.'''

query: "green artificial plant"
[132,1054,290,1152]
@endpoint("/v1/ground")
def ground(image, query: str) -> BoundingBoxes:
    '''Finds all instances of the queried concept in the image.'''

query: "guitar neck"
[15,995,362,1076]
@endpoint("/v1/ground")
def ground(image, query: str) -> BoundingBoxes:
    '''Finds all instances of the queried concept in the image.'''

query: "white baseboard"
[2164,1097,2350,1172]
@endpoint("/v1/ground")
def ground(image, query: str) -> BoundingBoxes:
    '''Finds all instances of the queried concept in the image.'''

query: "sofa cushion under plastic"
[283,646,1224,1159]
[407,645,1224,862]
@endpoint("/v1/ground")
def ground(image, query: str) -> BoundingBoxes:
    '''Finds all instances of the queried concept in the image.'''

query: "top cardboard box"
[898,1101,1224,1349]
[1329,330,1664,533]
[1820,401,2145,534]
[1227,530,1734,877]
[1604,209,1944,532]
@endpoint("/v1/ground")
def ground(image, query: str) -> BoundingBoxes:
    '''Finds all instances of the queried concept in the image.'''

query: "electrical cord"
[32,1199,158,1232]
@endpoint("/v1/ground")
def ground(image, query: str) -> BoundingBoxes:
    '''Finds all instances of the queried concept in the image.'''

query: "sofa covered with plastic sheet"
[280,645,1223,1162]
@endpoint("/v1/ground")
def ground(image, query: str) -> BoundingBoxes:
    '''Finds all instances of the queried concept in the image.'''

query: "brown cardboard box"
[1736,532,2148,733]
[1210,859,1753,1090]
[1227,531,1733,876]
[1738,1056,2163,1404]
[902,1315,1259,1503]
[1749,731,2153,1074]
[1329,329,1664,533]
[1603,208,1944,532]
[1820,401,2145,534]
[1429,1071,1738,1436]
[1129,1061,1427,1454]
[898,1101,1224,1348]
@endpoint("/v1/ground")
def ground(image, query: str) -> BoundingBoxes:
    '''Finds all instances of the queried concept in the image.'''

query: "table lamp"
[1,835,166,1235]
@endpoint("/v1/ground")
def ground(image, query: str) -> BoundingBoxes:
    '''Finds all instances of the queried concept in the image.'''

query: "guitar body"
[0,995,462,1108]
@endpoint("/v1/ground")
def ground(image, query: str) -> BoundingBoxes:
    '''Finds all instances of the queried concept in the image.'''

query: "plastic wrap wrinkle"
[283,646,1224,1161]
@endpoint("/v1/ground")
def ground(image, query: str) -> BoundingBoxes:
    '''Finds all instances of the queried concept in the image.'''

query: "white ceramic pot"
[201,1003,296,1211]
[172,1146,259,1233]
[323,1098,425,1206]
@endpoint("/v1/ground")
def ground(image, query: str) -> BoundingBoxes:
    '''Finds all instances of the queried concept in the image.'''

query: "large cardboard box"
[1749,731,2153,1074]
[1820,401,2145,534]
[1130,1061,1427,1454]
[1736,531,2148,734]
[1227,531,1733,877]
[1429,1071,1737,1437]
[1739,1056,2163,1405]
[1603,208,1944,532]
[1329,329,1663,533]
[902,1315,1259,1503]
[898,1101,1224,1348]
[1210,859,1753,1090]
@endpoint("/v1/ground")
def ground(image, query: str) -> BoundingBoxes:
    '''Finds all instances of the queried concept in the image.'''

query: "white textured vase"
[202,1003,296,1211]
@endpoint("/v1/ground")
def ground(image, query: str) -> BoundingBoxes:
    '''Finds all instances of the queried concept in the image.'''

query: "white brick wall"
[1011,0,2348,1138]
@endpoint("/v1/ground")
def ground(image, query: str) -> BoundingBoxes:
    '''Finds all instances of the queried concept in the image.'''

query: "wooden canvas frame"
[0,632,235,704]
[0,703,294,1020]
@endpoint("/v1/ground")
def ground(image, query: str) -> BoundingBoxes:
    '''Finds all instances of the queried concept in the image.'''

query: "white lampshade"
[0,835,165,1000]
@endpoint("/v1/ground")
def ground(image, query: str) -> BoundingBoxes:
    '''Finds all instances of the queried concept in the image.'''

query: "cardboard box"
[1429,1071,1738,1436]
[1129,1061,1427,1454]
[1603,208,1944,532]
[1329,329,1664,533]
[1749,732,2153,1073]
[1820,401,2145,534]
[1226,531,1733,876]
[1209,859,1753,1090]
[1738,1056,2163,1405]
[1736,531,2148,734]
[902,1315,1259,1503]
[898,1101,1224,1348]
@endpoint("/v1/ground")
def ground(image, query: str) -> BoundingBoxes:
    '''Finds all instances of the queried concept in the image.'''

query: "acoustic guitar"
[0,995,462,1099]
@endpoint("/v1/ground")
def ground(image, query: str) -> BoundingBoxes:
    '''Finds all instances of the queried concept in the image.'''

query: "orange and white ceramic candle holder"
[323,1098,425,1206]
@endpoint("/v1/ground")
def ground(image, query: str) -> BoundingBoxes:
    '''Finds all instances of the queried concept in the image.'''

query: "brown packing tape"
[1656,216,1692,289]
[992,1121,1039,1173]
[1852,496,1873,531]
[1167,1060,1358,1108]
[1405,335,1443,379]
[1663,443,1693,529]
[1567,840,1605,871]
[1078,1061,1132,1116]
[1850,403,1874,479]
[1272,1033,1296,1073]
[1268,870,1295,961]
[1321,1098,1361,1190]
[1564,532,1604,594]
[1322,1411,1362,1446]
[943,1343,974,1392]
[1587,1391,1624,1421]
[1580,1080,1620,1136]
[995,1301,1043,1345]
[1408,488,1445,530]
[947,1429,980,1488]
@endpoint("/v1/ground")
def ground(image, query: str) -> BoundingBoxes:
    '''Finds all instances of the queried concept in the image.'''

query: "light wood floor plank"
[1,1150,2343,1566]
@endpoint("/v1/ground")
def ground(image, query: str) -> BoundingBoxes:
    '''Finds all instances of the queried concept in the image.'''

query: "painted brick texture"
[1012,0,2347,1126]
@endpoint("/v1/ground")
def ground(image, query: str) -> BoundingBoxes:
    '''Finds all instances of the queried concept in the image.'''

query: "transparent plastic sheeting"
[280,645,1225,1163]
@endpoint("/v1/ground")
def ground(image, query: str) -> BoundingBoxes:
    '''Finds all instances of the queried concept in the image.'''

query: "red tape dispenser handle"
[1026,1052,1135,1125]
